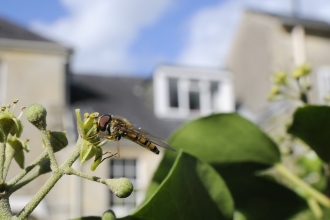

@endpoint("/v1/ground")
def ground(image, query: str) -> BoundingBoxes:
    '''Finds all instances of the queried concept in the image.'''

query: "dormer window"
[153,66,234,119]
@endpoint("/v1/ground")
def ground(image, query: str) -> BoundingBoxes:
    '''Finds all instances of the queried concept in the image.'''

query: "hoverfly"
[96,114,176,161]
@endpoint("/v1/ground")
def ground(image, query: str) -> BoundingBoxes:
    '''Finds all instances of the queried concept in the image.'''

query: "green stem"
[3,147,15,182]
[15,171,63,219]
[307,197,323,219]
[0,193,12,219]
[9,170,42,194]
[275,163,330,207]
[41,130,59,171]
[65,167,105,184]
[15,138,82,219]
[0,123,7,183]
[7,151,48,189]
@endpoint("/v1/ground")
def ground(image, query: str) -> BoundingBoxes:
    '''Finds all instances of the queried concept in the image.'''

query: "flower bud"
[26,104,47,130]
[273,71,287,84]
[102,209,116,220]
[0,112,15,142]
[105,177,133,198]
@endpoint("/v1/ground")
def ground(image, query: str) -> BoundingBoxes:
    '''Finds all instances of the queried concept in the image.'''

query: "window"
[109,159,137,207]
[154,66,234,119]
[317,66,330,103]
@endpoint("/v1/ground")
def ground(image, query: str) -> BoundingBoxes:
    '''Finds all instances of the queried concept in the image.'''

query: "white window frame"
[317,66,330,104]
[154,66,234,119]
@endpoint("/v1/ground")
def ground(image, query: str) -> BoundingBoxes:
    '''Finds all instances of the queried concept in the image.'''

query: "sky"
[0,0,330,78]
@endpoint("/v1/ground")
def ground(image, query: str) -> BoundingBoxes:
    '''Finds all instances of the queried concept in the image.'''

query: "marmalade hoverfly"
[96,114,176,161]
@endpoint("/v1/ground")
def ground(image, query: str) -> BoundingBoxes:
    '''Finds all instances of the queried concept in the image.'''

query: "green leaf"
[170,113,280,166]
[146,113,304,219]
[71,217,101,220]
[215,168,306,220]
[122,151,234,220]
[287,105,330,163]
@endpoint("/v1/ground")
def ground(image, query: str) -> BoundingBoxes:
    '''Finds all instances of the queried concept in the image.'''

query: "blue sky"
[0,0,330,77]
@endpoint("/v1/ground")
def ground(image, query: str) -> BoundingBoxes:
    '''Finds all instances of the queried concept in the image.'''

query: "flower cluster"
[267,63,311,103]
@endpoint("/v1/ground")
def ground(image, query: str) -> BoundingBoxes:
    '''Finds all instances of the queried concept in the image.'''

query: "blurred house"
[226,9,330,126]
[0,16,71,219]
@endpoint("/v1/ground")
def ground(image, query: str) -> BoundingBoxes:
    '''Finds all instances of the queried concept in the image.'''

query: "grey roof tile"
[0,16,53,42]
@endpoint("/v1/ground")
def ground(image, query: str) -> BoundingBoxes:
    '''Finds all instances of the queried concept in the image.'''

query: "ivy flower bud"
[26,104,47,130]
[0,112,17,142]
[267,85,281,100]
[102,210,116,220]
[273,71,287,84]
[105,178,133,198]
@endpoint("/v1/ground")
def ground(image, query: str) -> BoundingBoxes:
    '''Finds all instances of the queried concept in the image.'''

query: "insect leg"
[116,138,121,158]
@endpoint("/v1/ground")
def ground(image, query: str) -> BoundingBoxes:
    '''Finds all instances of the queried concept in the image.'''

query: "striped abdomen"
[123,131,160,154]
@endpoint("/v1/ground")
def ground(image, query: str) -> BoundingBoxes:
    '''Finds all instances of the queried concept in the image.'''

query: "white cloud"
[31,0,173,75]
[177,0,243,68]
[176,0,330,69]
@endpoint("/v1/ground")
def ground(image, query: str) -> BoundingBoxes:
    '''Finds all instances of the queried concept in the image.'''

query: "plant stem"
[9,169,43,194]
[3,147,15,182]
[16,171,63,219]
[65,167,105,184]
[0,123,7,183]
[0,193,12,219]
[7,151,48,189]
[15,138,82,219]
[307,197,323,219]
[275,163,330,207]
[41,130,59,171]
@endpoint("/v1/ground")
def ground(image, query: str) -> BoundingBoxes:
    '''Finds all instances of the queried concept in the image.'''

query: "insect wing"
[133,127,176,152]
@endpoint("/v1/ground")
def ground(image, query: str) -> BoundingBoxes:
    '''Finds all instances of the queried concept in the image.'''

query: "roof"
[0,16,53,42]
[247,8,330,33]
[70,74,182,139]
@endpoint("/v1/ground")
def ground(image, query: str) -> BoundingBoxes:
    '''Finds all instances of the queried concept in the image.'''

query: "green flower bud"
[0,111,16,142]
[292,63,311,79]
[273,71,287,84]
[26,104,47,130]
[102,210,116,220]
[42,131,68,152]
[105,178,133,198]
[300,63,311,76]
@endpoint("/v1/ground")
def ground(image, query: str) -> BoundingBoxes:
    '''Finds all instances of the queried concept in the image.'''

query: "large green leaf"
[169,113,280,166]
[287,106,330,163]
[215,166,306,220]
[121,151,234,220]
[145,113,305,219]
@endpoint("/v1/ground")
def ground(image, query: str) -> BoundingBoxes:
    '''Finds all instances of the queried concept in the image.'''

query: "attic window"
[317,66,330,103]
[154,67,235,119]
[168,78,179,108]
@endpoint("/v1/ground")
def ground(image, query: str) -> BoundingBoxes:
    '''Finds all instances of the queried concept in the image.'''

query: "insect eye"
[98,115,111,131]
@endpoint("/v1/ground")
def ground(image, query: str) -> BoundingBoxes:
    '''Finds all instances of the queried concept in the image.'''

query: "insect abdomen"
[124,132,160,154]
